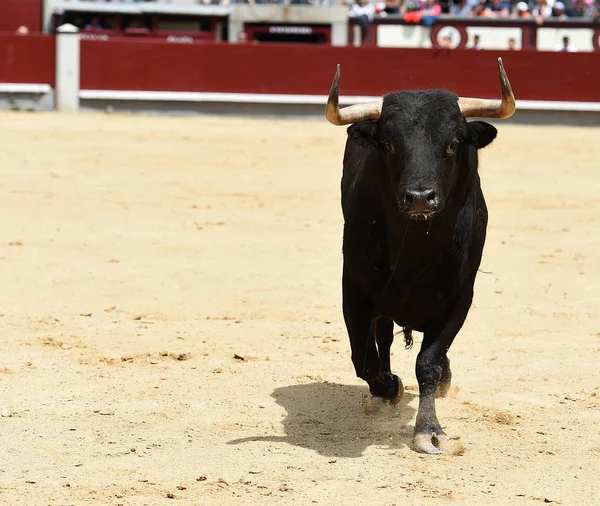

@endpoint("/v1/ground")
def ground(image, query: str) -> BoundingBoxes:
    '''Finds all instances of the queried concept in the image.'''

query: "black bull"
[325,58,516,454]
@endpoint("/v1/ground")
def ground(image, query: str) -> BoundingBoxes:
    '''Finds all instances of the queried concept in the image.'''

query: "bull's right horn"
[325,64,383,126]
[457,57,516,120]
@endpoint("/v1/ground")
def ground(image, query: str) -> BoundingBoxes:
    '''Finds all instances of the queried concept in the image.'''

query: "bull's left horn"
[457,57,516,120]
[325,64,383,126]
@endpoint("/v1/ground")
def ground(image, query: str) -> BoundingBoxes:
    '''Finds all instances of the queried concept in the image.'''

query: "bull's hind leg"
[370,316,404,405]
[342,271,380,386]
[342,272,403,410]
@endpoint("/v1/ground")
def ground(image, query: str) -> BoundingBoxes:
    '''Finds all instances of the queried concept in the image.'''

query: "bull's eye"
[383,142,396,155]
[446,141,458,157]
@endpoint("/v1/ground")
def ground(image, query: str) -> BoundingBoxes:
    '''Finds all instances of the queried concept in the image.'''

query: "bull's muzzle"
[400,187,441,217]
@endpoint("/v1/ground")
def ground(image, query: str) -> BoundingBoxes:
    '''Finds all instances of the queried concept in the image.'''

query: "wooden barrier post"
[55,23,80,113]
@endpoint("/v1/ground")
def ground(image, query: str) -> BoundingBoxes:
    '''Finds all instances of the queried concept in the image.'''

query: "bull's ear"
[466,121,497,149]
[347,121,379,149]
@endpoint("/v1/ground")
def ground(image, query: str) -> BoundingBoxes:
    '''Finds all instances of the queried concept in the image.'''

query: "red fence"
[0,33,598,104]
[0,0,43,33]
[80,40,600,102]
[0,34,55,85]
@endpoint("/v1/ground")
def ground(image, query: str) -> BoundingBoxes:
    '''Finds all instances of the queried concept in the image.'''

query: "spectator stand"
[42,0,600,51]
[46,2,351,46]
[349,13,600,51]
[48,1,231,43]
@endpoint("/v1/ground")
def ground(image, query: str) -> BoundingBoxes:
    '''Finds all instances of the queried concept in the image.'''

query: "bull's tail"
[402,327,413,349]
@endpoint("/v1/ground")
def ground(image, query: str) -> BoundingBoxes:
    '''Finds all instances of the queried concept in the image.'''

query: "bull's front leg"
[436,355,452,398]
[413,288,473,454]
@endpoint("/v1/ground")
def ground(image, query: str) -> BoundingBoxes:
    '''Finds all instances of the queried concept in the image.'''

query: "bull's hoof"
[389,380,404,405]
[413,432,449,455]
[369,373,403,401]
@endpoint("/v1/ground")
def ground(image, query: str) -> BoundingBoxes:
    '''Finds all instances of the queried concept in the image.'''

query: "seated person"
[552,1,568,18]
[420,0,442,26]
[352,0,375,43]
[469,0,488,16]
[532,0,553,22]
[483,0,510,16]
[375,0,402,14]
[566,0,587,16]
[451,0,474,16]
[512,1,532,17]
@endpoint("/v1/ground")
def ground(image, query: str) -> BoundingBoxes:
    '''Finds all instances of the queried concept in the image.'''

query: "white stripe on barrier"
[78,89,600,112]
[2,86,599,113]
[0,83,52,94]
[515,100,600,112]
[78,90,378,105]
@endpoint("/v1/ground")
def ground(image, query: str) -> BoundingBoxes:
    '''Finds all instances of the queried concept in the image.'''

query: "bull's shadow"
[228,382,417,458]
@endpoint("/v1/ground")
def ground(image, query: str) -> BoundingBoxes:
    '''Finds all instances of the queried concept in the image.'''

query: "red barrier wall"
[80,40,600,103]
[0,34,55,85]
[0,0,43,33]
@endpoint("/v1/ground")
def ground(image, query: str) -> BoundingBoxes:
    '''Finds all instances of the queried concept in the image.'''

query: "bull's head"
[325,58,516,219]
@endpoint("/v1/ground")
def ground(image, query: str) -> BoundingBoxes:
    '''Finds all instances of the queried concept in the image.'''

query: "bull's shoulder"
[342,207,390,288]
[341,139,381,216]
[443,185,488,285]
[341,141,365,203]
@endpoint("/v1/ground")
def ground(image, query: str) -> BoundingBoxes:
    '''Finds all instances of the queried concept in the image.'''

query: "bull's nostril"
[404,189,438,213]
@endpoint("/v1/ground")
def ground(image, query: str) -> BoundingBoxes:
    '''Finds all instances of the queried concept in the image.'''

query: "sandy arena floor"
[0,111,598,505]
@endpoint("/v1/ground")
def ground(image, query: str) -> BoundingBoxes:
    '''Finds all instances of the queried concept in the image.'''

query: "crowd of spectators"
[346,0,600,50]
[350,0,599,47]
[450,0,599,19]
[63,0,595,13]
[69,0,600,20]
[351,0,600,22]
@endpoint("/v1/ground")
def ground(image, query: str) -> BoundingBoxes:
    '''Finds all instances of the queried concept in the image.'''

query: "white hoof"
[413,433,448,454]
